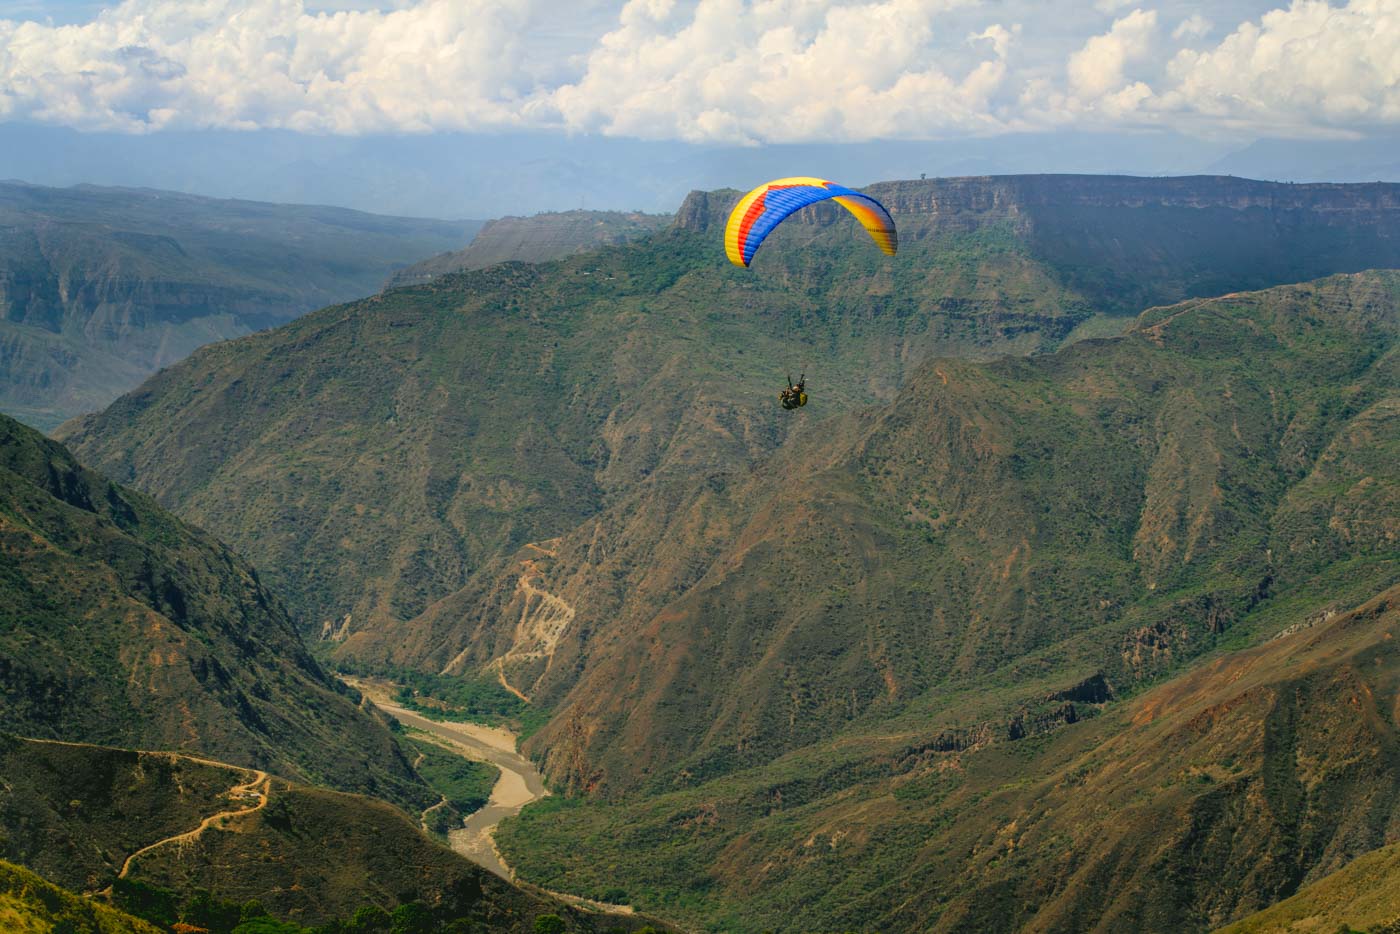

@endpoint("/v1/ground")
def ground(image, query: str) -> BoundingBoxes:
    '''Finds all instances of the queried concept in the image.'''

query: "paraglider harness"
[780,374,807,410]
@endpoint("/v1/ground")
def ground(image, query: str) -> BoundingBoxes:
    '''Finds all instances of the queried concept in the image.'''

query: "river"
[341,676,548,880]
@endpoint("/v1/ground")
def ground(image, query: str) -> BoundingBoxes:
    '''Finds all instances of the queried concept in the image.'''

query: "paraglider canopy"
[725,176,897,268]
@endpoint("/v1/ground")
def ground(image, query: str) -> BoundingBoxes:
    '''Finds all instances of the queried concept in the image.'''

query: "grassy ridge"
[0,860,161,934]
[1217,842,1400,933]
[0,736,659,933]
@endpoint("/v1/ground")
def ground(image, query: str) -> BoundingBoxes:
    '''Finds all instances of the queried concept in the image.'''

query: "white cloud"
[549,0,1014,143]
[0,0,540,132]
[1160,0,1400,134]
[0,0,1398,142]
[1067,9,1157,99]
[1172,13,1211,40]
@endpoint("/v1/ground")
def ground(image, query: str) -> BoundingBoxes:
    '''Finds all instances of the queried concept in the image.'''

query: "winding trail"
[118,768,269,879]
[493,658,531,704]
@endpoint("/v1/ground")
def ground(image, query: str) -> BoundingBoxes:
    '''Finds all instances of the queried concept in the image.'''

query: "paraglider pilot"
[781,374,807,410]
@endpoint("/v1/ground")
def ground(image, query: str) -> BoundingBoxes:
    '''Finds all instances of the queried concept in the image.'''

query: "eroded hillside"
[404,271,1397,796]
[499,583,1400,932]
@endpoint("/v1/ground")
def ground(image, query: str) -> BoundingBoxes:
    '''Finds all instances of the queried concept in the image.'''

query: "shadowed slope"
[0,413,427,807]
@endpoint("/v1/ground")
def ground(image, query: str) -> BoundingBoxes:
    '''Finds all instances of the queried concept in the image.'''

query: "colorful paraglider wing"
[724,176,897,268]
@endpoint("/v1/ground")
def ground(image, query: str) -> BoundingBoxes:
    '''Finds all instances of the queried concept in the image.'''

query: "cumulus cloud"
[549,0,1015,143]
[1067,9,1157,99]
[0,0,540,132]
[1160,0,1400,134]
[0,0,1399,142]
[1172,13,1211,40]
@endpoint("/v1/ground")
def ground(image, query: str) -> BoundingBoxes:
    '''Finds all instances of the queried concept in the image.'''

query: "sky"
[1,0,1398,216]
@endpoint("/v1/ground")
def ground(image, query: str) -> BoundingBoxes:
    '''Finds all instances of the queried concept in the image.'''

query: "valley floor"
[343,676,545,880]
[344,677,636,919]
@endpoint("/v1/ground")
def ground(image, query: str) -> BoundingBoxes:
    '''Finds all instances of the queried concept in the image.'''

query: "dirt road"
[119,768,269,878]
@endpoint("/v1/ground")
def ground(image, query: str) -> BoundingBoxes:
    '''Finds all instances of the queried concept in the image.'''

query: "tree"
[111,878,179,928]
[389,902,433,934]
[533,915,566,934]
[348,905,391,934]
[182,890,242,934]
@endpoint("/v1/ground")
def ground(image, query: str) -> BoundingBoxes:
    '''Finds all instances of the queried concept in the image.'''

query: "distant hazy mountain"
[0,181,479,430]
[7,122,1399,223]
[388,210,673,287]
[1208,134,1400,183]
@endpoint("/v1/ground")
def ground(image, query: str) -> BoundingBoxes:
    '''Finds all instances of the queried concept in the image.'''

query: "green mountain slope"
[498,582,1400,932]
[50,176,1400,932]
[0,413,427,807]
[388,210,672,287]
[0,736,653,932]
[0,860,161,934]
[1218,841,1400,933]
[57,176,1400,652]
[376,270,1393,800]
[0,181,478,430]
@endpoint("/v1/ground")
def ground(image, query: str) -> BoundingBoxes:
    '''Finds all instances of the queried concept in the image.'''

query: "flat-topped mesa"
[675,174,1400,234]
[674,188,742,231]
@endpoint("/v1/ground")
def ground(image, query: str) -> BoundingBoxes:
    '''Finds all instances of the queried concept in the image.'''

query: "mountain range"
[49,174,1400,931]
[57,175,1400,645]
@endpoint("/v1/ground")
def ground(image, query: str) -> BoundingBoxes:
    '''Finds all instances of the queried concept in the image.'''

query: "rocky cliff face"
[677,175,1400,315]
[677,175,1400,231]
